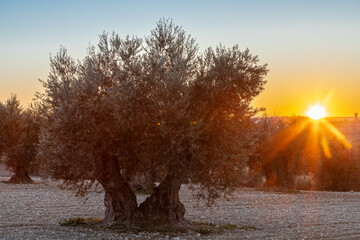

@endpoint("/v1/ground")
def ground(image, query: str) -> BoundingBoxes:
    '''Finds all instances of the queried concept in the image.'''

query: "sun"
[306,105,327,120]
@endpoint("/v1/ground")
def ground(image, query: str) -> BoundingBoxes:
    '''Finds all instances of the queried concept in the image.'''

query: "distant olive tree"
[249,117,321,189]
[248,116,360,191]
[0,95,39,183]
[37,19,268,226]
[315,135,360,191]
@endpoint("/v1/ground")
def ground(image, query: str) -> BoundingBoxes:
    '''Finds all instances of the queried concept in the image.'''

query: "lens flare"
[307,105,327,120]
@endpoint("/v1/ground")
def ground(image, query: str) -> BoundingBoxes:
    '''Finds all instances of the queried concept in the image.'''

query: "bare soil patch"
[1,178,360,239]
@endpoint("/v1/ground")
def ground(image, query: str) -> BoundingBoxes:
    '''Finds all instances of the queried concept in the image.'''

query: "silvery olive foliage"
[37,19,268,201]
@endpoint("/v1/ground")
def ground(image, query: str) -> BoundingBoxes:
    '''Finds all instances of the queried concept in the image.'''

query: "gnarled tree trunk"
[134,161,188,226]
[8,166,33,184]
[96,152,137,226]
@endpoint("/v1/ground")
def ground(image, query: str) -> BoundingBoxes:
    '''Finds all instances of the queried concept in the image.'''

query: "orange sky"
[252,53,360,117]
[1,1,359,117]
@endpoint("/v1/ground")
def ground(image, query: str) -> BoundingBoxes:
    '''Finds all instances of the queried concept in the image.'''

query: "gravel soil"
[1,177,360,239]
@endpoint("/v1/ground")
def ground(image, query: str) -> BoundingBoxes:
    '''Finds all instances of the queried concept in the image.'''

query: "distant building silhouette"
[355,113,358,120]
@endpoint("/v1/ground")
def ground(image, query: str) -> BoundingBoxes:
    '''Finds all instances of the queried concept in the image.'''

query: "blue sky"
[1,0,359,116]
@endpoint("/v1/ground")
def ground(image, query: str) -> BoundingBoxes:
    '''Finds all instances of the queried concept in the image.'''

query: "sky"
[0,0,359,117]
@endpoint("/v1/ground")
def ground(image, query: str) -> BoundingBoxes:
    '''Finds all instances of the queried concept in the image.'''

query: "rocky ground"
[2,176,360,240]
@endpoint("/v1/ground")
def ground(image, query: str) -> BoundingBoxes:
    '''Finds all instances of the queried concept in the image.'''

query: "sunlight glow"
[306,105,327,120]
[320,135,332,158]
[322,120,352,149]
[265,116,352,174]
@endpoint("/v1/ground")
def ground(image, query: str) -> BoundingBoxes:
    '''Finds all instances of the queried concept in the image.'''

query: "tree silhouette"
[37,19,268,226]
[0,95,39,183]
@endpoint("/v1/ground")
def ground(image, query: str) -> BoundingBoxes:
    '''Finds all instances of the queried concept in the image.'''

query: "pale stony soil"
[2,178,360,240]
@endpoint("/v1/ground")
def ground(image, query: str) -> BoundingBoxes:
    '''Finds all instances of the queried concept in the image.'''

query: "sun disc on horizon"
[306,105,327,120]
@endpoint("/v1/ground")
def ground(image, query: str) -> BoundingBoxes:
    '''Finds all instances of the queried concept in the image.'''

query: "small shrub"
[59,217,102,227]
[194,227,214,235]
[222,223,238,230]
[60,218,255,236]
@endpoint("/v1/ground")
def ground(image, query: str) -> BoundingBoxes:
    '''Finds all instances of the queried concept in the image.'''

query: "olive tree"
[248,117,315,188]
[37,19,268,226]
[135,24,267,224]
[0,95,39,183]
